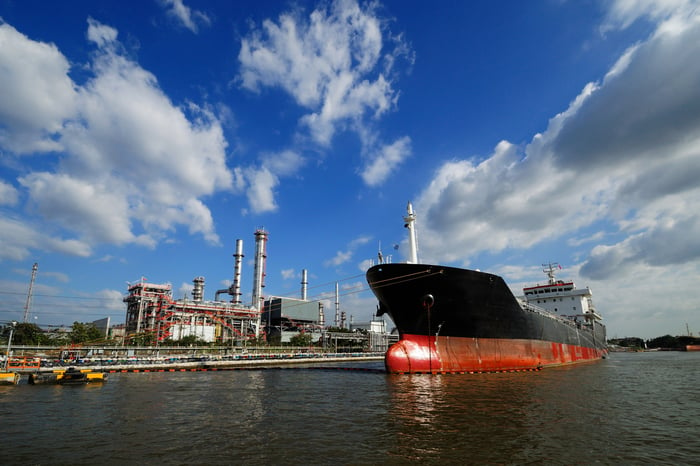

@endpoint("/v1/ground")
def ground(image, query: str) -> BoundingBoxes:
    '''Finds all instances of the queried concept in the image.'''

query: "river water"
[1,351,698,465]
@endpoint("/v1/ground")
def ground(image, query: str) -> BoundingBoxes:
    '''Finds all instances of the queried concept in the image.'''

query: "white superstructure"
[520,263,601,322]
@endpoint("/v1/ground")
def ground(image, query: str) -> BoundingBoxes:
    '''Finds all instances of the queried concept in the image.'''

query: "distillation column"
[251,229,268,337]
[192,277,205,303]
[231,239,244,304]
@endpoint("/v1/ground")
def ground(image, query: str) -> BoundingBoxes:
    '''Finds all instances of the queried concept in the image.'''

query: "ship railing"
[519,300,586,330]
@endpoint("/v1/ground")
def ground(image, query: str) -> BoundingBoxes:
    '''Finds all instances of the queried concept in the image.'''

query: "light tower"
[404,202,419,264]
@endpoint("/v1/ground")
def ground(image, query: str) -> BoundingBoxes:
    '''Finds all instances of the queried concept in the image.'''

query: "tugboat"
[366,202,607,374]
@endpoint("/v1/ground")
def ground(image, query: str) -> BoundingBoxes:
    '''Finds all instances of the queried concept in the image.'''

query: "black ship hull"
[367,263,607,373]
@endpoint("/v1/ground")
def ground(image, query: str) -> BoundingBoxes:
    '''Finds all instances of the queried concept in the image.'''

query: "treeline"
[1,322,106,346]
[1,323,334,348]
[609,335,700,350]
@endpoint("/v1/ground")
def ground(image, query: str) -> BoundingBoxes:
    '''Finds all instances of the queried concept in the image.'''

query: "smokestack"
[251,228,268,310]
[231,239,244,304]
[301,269,308,300]
[192,276,205,303]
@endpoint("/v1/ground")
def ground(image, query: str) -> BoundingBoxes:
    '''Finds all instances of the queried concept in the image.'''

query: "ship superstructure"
[520,263,602,323]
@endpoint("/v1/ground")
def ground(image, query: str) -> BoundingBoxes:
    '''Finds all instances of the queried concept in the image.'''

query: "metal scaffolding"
[123,279,261,345]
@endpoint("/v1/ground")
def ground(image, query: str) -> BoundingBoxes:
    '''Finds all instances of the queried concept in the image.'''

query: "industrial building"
[123,228,390,349]
[123,229,268,345]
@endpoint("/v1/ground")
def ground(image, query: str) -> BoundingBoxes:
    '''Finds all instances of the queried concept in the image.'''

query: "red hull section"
[386,334,608,374]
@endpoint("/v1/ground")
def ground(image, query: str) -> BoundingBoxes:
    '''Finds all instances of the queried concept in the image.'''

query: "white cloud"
[0,22,77,154]
[0,18,234,259]
[245,166,278,213]
[601,0,695,32]
[325,234,373,267]
[0,216,91,261]
[260,150,305,177]
[158,0,211,33]
[0,180,19,205]
[281,268,296,280]
[238,0,411,185]
[41,271,70,283]
[361,136,411,186]
[326,249,353,267]
[239,150,305,214]
[93,289,125,311]
[178,282,194,300]
[414,2,700,286]
[19,172,136,245]
[86,17,118,48]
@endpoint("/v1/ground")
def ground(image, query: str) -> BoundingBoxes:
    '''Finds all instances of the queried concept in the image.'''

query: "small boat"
[57,367,89,385]
[29,368,108,385]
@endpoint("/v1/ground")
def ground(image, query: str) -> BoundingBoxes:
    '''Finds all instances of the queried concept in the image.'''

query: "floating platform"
[0,372,21,385]
[29,368,108,385]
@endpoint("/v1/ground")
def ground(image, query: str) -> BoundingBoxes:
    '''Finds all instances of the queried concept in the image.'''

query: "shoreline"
[5,352,386,379]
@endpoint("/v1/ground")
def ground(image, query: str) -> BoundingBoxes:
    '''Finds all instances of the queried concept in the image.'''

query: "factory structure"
[123,229,385,347]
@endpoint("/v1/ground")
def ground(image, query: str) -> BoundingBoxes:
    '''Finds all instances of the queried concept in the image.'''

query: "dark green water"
[1,352,698,465]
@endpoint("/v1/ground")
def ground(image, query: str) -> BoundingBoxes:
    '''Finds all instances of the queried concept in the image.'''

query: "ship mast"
[543,262,560,285]
[404,202,419,264]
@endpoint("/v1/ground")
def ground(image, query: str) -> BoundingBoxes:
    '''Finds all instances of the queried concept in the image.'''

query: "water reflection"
[389,370,600,463]
[1,356,698,465]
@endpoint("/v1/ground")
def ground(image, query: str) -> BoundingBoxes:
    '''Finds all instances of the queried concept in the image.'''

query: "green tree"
[8,323,48,345]
[69,322,104,344]
[289,332,312,347]
[647,334,679,349]
[177,335,206,346]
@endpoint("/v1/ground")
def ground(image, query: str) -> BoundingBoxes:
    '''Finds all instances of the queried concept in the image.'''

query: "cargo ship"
[366,202,607,374]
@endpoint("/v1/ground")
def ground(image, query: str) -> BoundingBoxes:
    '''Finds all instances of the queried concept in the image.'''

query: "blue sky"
[1,0,699,339]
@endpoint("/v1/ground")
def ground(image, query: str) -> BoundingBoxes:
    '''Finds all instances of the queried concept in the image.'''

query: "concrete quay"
[29,352,386,375]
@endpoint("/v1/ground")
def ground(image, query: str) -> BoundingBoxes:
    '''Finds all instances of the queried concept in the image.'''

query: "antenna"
[23,263,38,323]
[542,262,560,285]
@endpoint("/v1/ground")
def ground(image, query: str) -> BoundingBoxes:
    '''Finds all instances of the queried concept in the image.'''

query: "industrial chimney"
[301,269,308,300]
[251,228,268,310]
[231,239,244,304]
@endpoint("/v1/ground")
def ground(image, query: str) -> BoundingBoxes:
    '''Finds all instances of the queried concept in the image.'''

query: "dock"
[1,352,385,384]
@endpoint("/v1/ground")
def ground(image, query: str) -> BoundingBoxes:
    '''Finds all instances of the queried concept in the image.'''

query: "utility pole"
[22,263,38,323]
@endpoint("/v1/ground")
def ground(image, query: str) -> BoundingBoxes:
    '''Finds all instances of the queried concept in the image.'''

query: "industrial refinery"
[123,228,381,346]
